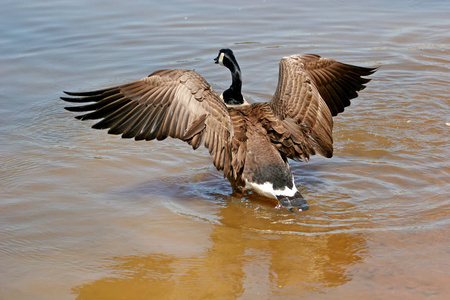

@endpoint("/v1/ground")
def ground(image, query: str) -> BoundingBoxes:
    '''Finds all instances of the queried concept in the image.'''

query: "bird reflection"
[73,174,367,299]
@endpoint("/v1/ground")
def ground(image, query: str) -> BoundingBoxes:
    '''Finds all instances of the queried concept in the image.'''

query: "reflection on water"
[73,198,366,299]
[1,0,449,299]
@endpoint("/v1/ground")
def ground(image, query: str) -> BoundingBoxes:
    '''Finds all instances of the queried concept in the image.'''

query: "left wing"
[61,69,234,174]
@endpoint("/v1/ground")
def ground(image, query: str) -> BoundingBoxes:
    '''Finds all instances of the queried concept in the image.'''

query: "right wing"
[268,54,376,158]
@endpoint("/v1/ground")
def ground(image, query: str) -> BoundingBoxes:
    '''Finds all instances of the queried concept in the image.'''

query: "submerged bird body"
[62,49,376,211]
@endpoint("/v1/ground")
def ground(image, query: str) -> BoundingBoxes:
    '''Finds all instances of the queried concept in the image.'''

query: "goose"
[61,48,376,212]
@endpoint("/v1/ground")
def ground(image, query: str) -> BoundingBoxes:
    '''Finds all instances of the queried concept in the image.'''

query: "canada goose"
[62,48,376,212]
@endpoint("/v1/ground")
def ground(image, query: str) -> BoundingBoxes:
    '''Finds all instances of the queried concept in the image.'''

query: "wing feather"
[62,69,234,173]
[107,103,143,135]
[268,54,376,159]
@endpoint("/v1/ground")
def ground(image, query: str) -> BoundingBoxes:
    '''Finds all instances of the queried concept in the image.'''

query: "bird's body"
[62,49,376,211]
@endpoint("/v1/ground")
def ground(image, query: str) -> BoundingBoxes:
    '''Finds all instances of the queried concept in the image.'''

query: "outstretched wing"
[268,54,376,158]
[62,69,234,174]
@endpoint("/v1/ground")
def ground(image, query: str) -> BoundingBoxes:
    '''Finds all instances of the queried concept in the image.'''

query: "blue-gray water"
[1,0,449,299]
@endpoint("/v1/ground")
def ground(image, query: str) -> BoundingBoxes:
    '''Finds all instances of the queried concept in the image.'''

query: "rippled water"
[1,0,449,299]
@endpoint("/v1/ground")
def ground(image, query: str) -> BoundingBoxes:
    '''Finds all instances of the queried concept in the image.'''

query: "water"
[1,0,449,299]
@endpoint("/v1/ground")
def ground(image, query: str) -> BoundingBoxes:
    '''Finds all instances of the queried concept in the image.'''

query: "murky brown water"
[1,0,449,299]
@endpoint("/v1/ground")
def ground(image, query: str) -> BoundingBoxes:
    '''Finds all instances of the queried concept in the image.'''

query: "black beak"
[214,55,219,64]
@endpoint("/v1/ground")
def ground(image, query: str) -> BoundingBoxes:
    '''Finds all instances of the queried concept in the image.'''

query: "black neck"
[229,64,242,93]
[223,55,244,105]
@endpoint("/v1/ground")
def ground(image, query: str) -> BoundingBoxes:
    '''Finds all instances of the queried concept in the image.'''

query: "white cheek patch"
[245,178,298,199]
[218,52,225,66]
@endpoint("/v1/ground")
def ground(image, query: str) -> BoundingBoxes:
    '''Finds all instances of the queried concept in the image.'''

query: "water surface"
[1,0,449,299]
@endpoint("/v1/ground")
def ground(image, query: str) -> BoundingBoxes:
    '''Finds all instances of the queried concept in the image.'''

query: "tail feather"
[277,192,309,212]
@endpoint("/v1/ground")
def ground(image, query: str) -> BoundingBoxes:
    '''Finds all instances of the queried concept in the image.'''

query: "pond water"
[1,0,449,299]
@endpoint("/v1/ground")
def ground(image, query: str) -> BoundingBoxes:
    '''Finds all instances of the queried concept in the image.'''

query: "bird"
[61,48,376,212]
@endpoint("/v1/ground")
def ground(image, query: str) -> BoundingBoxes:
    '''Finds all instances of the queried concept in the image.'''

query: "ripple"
[1,0,449,298]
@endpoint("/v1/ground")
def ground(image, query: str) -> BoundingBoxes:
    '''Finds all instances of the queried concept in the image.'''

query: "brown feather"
[268,54,375,160]
[183,114,208,140]
[63,69,234,174]
[62,52,375,202]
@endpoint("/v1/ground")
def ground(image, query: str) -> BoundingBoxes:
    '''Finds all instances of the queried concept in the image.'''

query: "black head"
[214,48,238,70]
[214,48,244,105]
